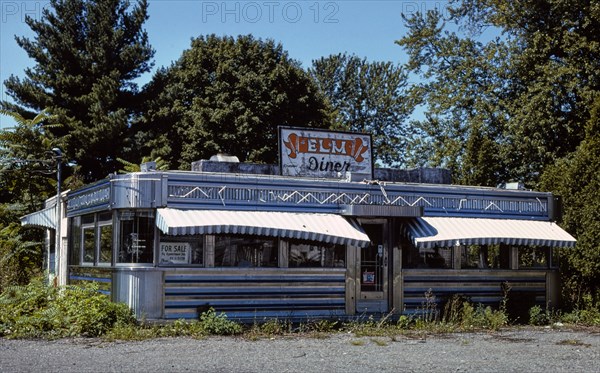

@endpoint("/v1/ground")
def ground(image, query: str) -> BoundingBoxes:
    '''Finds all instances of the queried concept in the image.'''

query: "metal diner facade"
[25,167,575,321]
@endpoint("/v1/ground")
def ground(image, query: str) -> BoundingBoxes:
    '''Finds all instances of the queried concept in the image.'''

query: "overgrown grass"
[3,282,599,341]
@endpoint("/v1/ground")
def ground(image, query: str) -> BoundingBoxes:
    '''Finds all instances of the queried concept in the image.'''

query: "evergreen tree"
[136,35,331,169]
[2,0,154,181]
[310,54,412,167]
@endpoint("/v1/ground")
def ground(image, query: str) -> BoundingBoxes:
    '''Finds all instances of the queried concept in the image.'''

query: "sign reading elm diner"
[279,127,373,178]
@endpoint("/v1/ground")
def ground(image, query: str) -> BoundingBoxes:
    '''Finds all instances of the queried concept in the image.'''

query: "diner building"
[21,128,576,321]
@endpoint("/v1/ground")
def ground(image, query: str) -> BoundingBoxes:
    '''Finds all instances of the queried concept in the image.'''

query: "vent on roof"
[209,153,239,163]
[140,161,156,172]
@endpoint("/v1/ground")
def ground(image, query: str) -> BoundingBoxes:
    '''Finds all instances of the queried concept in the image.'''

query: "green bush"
[0,278,136,339]
[529,305,549,326]
[198,308,242,335]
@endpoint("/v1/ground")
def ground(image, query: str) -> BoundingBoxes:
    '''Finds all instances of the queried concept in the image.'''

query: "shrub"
[198,308,242,336]
[0,279,136,339]
[529,305,549,326]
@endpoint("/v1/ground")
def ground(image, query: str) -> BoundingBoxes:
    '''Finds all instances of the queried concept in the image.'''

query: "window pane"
[550,247,560,268]
[214,236,277,267]
[403,245,452,269]
[83,227,95,263]
[69,216,81,265]
[518,247,549,268]
[118,211,154,264]
[289,241,345,268]
[461,245,491,269]
[99,224,112,264]
[159,236,203,266]
[481,245,511,269]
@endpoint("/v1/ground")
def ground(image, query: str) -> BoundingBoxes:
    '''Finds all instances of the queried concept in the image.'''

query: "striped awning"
[20,206,57,229]
[156,208,371,248]
[405,217,576,249]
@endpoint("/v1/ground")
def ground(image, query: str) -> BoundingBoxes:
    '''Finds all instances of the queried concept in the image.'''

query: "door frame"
[355,219,389,313]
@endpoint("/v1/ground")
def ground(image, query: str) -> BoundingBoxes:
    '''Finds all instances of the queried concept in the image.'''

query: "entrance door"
[357,223,388,313]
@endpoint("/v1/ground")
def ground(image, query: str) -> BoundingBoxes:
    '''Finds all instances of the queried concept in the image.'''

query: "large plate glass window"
[98,212,113,265]
[288,240,345,268]
[214,235,277,267]
[403,245,453,269]
[118,210,154,264]
[69,216,81,265]
[518,247,549,268]
[81,214,95,264]
[159,235,203,266]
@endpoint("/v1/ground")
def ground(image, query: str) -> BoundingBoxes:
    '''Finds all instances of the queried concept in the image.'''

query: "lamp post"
[52,148,62,285]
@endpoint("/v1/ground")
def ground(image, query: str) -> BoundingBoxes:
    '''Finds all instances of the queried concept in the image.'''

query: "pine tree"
[2,0,154,181]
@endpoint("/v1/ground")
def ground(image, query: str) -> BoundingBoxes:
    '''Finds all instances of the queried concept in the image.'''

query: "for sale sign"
[279,127,373,179]
[159,242,191,264]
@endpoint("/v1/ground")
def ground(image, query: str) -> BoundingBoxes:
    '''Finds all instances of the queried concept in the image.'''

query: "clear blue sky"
[0,0,452,129]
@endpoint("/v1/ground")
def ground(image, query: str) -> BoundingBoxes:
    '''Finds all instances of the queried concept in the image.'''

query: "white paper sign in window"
[160,242,191,264]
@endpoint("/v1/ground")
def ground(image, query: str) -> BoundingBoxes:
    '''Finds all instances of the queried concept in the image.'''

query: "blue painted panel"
[163,269,346,320]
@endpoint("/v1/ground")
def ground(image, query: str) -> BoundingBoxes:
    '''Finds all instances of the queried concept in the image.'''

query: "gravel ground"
[1,327,599,372]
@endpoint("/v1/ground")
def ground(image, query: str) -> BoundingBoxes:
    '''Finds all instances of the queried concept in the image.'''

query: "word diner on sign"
[279,127,373,178]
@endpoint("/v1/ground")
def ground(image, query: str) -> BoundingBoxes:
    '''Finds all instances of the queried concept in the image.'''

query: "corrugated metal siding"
[163,269,346,321]
[402,270,547,313]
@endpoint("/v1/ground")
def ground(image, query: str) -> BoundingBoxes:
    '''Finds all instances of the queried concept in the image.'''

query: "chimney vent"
[209,153,239,163]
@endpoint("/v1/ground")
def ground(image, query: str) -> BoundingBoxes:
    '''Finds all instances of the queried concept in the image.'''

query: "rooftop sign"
[279,127,373,179]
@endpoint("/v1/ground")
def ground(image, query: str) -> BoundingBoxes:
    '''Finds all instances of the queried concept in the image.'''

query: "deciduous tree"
[309,54,412,167]
[136,35,331,169]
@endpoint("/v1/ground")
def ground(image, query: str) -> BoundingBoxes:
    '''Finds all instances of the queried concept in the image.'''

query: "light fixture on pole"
[52,148,62,285]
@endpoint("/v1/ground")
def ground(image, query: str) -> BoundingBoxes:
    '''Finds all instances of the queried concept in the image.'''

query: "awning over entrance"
[405,217,576,249]
[20,206,57,229]
[156,208,371,248]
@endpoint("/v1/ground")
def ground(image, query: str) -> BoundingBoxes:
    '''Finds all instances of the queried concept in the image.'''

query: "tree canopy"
[136,34,331,169]
[398,0,600,186]
[2,0,154,181]
[310,53,412,167]
[0,109,60,291]
[398,0,600,300]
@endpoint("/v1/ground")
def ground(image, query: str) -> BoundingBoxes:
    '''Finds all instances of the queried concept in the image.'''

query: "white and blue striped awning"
[405,217,576,249]
[156,208,371,248]
[20,206,57,229]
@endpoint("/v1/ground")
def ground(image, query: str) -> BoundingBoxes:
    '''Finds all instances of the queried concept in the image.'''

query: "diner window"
[486,244,511,269]
[214,235,277,267]
[69,216,81,265]
[98,212,113,265]
[83,227,95,263]
[288,240,345,268]
[403,245,453,269]
[461,245,490,269]
[118,210,154,264]
[99,224,113,264]
[518,247,549,268]
[159,235,203,266]
[81,214,95,264]
[550,247,560,268]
